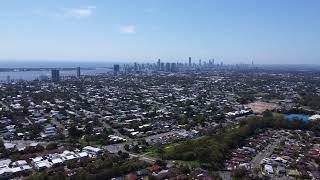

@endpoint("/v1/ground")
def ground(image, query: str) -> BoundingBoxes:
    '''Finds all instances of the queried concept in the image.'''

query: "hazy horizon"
[1,0,320,64]
[2,60,320,69]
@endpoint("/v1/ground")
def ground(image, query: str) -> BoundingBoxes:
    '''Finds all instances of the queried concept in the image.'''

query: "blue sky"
[0,0,320,64]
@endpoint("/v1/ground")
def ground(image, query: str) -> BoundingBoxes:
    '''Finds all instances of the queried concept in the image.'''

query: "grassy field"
[143,142,180,158]
[272,112,285,118]
[143,137,205,168]
[78,137,101,146]
[143,137,206,158]
[144,150,160,158]
[144,143,201,168]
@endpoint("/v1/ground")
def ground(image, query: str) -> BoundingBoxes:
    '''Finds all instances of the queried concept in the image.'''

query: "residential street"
[218,171,231,180]
[251,136,285,179]
[251,137,284,169]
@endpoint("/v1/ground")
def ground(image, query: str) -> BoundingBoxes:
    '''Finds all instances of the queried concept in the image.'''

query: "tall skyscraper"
[6,75,10,83]
[165,63,171,72]
[76,67,81,78]
[134,62,138,72]
[114,64,120,74]
[171,63,176,72]
[160,62,165,71]
[157,59,161,71]
[51,69,60,82]
[189,57,192,67]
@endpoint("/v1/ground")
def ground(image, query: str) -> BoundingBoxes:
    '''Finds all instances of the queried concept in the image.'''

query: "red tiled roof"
[147,165,160,172]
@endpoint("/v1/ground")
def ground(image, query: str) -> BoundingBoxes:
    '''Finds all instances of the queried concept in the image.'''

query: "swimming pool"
[286,114,310,121]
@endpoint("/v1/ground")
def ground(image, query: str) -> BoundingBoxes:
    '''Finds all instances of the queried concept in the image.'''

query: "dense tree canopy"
[300,95,320,111]
[161,115,320,170]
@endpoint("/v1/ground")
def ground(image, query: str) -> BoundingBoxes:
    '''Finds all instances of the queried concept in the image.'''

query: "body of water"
[286,114,310,121]
[0,61,118,68]
[0,68,112,81]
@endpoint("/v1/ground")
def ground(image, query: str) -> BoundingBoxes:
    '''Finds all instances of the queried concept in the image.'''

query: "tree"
[85,123,93,134]
[124,144,130,151]
[154,144,165,159]
[27,171,49,180]
[262,110,273,117]
[66,161,80,169]
[118,151,129,159]
[28,124,43,139]
[68,126,83,138]
[155,160,167,168]
[0,140,5,153]
[46,142,58,150]
[232,168,249,179]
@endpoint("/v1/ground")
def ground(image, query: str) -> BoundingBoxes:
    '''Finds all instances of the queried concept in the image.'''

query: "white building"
[83,146,102,156]
[264,165,274,176]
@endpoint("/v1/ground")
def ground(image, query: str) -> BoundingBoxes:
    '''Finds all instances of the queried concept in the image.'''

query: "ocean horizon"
[0,61,121,69]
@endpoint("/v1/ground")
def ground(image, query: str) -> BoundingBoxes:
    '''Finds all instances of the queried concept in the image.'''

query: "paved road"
[251,137,284,169]
[273,176,293,180]
[130,153,157,163]
[250,137,284,179]
[103,143,158,163]
[145,129,187,144]
[218,171,232,180]
[302,106,320,114]
[104,143,126,154]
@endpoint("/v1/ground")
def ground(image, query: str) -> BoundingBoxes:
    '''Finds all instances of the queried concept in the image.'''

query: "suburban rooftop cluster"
[0,66,319,179]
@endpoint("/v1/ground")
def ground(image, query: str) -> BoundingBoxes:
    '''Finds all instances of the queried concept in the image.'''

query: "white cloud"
[119,25,136,34]
[64,6,96,18]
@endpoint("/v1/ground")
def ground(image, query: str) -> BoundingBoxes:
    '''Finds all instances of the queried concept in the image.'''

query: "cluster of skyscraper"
[113,57,224,73]
[48,57,253,81]
[51,67,81,82]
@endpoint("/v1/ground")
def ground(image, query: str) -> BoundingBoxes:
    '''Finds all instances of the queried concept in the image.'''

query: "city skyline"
[1,0,320,64]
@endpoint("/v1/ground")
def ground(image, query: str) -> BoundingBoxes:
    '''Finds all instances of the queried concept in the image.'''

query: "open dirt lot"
[247,101,278,114]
